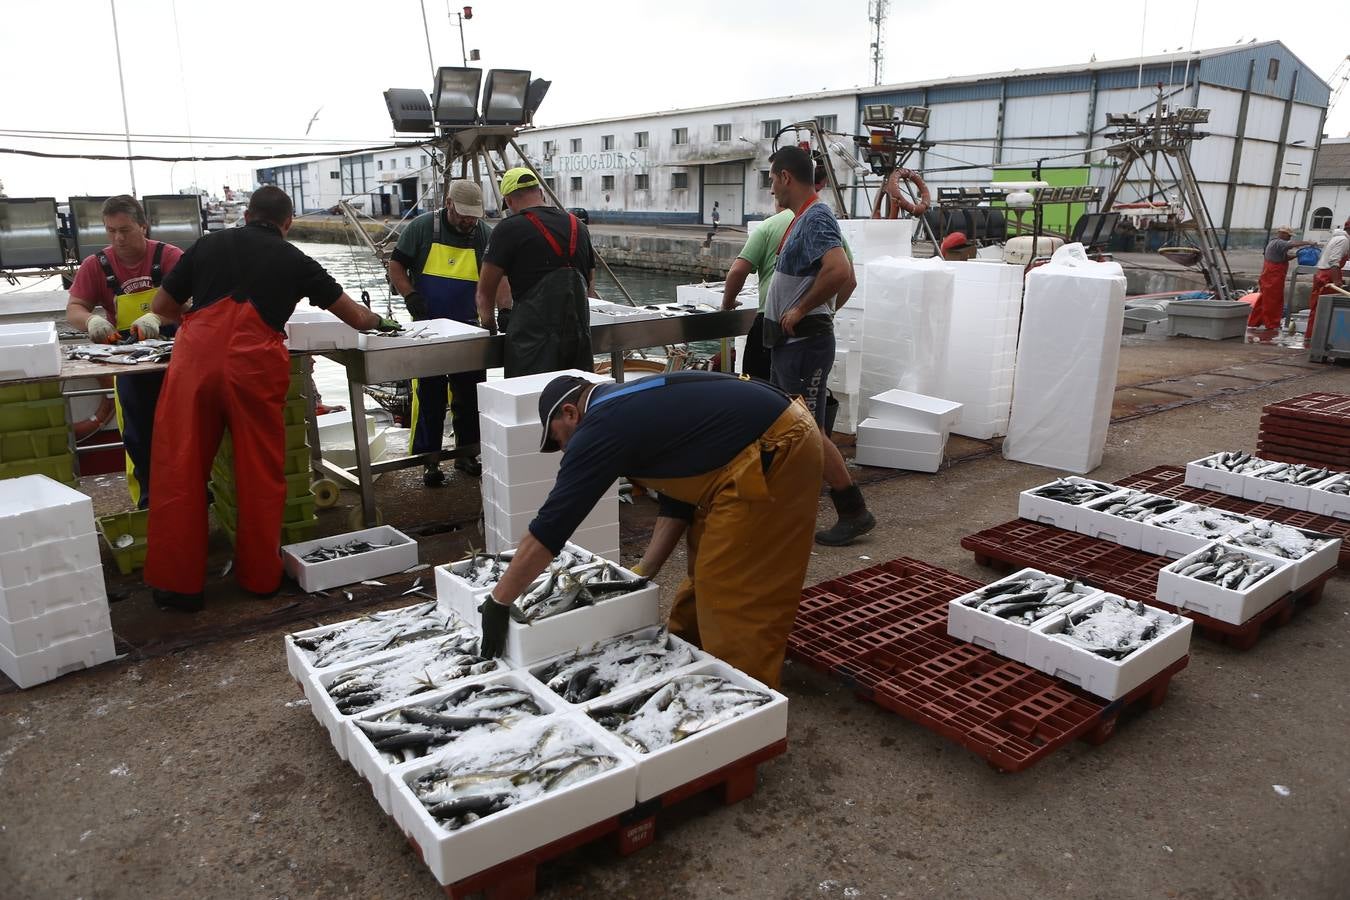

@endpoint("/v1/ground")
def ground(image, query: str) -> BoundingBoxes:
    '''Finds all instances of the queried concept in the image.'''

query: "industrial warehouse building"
[260,40,1332,248]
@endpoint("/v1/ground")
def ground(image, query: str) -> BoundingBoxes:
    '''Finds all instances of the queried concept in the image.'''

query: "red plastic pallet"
[788,558,1188,772]
[1257,443,1350,471]
[409,739,788,899]
[1262,392,1350,425]
[1258,415,1350,444]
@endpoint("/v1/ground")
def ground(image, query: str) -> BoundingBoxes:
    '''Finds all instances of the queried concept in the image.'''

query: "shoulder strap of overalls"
[523,211,578,267]
[96,251,124,296]
[587,371,783,411]
[149,241,166,287]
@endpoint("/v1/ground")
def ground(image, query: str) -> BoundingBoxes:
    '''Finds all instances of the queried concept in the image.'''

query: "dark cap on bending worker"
[538,375,590,452]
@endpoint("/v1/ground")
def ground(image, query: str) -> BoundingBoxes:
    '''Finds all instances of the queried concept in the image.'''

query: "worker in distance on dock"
[475,168,597,377]
[142,186,397,611]
[1247,226,1314,331]
[1308,219,1350,328]
[476,371,824,688]
[67,195,183,510]
[388,181,503,485]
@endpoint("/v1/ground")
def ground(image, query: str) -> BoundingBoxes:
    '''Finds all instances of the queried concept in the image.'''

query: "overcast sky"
[2,0,1347,199]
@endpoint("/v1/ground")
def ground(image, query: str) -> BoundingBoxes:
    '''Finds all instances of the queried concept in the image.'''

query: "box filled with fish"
[356,318,487,351]
[1017,477,1118,532]
[1184,451,1271,495]
[1140,507,1256,559]
[529,626,706,706]
[946,569,1100,662]
[1156,542,1296,625]
[1241,462,1339,511]
[388,714,637,886]
[584,662,787,802]
[304,627,502,760]
[1025,594,1192,700]
[281,525,419,593]
[1076,490,1190,551]
[284,600,465,683]
[345,670,561,813]
[1219,520,1341,589]
[1307,473,1350,521]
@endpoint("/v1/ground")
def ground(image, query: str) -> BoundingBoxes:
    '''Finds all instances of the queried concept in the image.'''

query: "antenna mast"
[868,0,889,86]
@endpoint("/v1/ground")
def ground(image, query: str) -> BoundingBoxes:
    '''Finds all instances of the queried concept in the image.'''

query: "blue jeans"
[769,332,835,429]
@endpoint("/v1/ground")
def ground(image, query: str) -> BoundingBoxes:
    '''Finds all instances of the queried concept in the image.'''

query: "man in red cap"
[940,231,976,261]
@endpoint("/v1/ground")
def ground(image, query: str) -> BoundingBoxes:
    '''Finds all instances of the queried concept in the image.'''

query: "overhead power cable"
[0,143,421,163]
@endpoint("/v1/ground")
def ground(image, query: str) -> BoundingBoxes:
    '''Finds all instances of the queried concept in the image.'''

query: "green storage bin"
[0,381,62,403]
[215,503,316,547]
[284,446,312,476]
[0,452,76,485]
[219,423,307,453]
[0,425,68,463]
[286,378,307,401]
[213,489,315,526]
[283,401,308,426]
[0,397,66,433]
[97,509,149,575]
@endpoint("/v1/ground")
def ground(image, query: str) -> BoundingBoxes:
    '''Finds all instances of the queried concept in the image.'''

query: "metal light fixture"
[480,68,531,125]
[432,66,483,127]
[69,196,112,262]
[143,194,203,250]
[1174,107,1211,124]
[901,105,930,127]
[524,78,551,123]
[384,88,434,133]
[0,198,63,269]
[1105,113,1139,127]
[863,103,896,125]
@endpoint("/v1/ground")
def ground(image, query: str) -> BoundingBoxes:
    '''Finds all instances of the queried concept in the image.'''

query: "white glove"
[86,313,116,344]
[130,312,161,340]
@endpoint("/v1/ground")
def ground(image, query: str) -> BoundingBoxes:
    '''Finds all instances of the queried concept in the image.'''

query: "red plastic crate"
[1262,392,1350,425]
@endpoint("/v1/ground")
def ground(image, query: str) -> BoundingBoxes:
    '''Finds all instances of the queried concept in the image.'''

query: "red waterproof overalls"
[1308,264,1344,329]
[1248,254,1288,330]
[144,296,290,595]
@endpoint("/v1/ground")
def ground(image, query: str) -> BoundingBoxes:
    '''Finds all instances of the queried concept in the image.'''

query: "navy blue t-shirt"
[528,372,790,552]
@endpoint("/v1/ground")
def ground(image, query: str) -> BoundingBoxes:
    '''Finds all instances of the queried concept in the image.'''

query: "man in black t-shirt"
[476,168,597,376]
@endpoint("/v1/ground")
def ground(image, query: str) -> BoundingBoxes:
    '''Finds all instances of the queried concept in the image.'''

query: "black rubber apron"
[503,211,593,377]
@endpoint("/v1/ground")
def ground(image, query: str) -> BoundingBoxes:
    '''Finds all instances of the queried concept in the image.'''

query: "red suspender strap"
[776,194,819,255]
[524,211,566,260]
[566,212,578,259]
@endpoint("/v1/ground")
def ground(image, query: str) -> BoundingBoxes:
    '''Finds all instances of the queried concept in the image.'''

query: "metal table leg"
[301,355,323,476]
[347,376,377,526]
[610,349,624,381]
[720,337,731,372]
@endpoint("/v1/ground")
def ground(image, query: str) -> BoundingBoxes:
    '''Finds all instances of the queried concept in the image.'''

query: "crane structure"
[1328,55,1350,124]
[868,0,889,86]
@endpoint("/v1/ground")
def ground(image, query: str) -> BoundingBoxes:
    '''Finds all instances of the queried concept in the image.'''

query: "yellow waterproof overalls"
[631,396,823,688]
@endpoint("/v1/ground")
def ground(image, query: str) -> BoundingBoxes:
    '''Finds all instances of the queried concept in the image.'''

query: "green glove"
[375,316,402,333]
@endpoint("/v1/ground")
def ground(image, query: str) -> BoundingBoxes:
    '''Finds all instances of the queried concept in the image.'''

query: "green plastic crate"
[212,446,311,479]
[283,401,308,426]
[97,509,150,575]
[0,425,68,464]
[219,423,308,454]
[213,490,316,526]
[215,504,317,547]
[209,467,310,500]
[0,397,66,433]
[286,378,307,401]
[0,452,75,485]
[0,381,62,403]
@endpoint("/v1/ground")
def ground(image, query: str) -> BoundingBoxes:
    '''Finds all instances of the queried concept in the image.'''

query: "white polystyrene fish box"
[827,349,862,395]
[588,301,668,325]
[1239,463,1315,511]
[1307,474,1350,521]
[1155,542,1295,625]
[492,499,616,545]
[855,417,945,454]
[477,370,610,425]
[0,599,112,657]
[487,474,617,516]
[866,389,962,434]
[0,476,95,555]
[357,317,487,351]
[1220,521,1341,589]
[943,260,1024,440]
[582,660,788,802]
[344,670,562,814]
[946,569,1100,662]
[528,625,708,708]
[0,532,101,590]
[434,561,494,625]
[1025,595,1192,700]
[284,600,467,688]
[282,525,419,593]
[859,257,954,408]
[853,444,942,473]
[479,413,544,456]
[834,306,863,349]
[1141,507,1255,560]
[1074,490,1188,551]
[1183,452,1266,496]
[1016,477,1117,532]
[0,564,106,622]
[501,570,659,668]
[387,713,638,886]
[0,628,116,689]
[480,445,559,487]
[569,521,621,560]
[284,308,358,351]
[0,321,60,381]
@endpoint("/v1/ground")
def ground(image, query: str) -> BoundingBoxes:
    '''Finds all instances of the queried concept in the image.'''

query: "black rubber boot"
[423,463,446,487]
[153,589,205,612]
[453,456,483,478]
[815,484,876,546]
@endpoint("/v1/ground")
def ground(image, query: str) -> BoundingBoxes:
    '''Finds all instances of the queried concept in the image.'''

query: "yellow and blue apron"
[99,243,167,508]
[409,216,482,455]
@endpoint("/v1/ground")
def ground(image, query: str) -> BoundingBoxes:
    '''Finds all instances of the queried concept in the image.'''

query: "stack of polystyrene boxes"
[837,218,914,266]
[0,321,61,382]
[285,308,359,352]
[1003,244,1126,474]
[0,475,116,688]
[477,370,618,556]
[855,389,962,472]
[858,256,954,422]
[942,260,1024,440]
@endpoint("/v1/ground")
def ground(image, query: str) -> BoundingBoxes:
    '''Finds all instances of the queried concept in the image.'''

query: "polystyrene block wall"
[942,260,1024,440]
[859,257,954,420]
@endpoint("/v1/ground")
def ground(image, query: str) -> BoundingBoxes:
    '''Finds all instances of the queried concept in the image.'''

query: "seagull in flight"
[305,106,323,136]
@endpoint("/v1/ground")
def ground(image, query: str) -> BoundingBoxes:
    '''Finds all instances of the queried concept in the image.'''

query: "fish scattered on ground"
[1316,476,1350,496]
[1153,507,1252,540]
[1225,520,1329,560]
[590,674,772,754]
[324,631,497,714]
[1087,490,1184,521]
[410,720,617,831]
[1173,545,1280,590]
[401,577,424,596]
[534,630,698,703]
[354,681,545,764]
[1050,595,1178,660]
[1252,462,1336,486]
[1031,477,1116,506]
[291,600,461,668]
[66,340,174,365]
[1198,451,1269,474]
[300,539,393,564]
[458,547,647,624]
[959,572,1089,624]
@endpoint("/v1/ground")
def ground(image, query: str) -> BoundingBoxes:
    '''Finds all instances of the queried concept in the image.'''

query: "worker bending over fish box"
[143,186,397,611]
[477,371,823,688]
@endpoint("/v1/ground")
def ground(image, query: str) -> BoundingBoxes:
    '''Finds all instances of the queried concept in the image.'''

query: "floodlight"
[1175,107,1210,124]
[863,103,896,125]
[1105,113,1138,127]
[432,66,483,127]
[69,196,112,261]
[901,105,930,127]
[524,78,551,122]
[143,194,203,250]
[481,69,531,125]
[384,88,434,133]
[0,198,63,269]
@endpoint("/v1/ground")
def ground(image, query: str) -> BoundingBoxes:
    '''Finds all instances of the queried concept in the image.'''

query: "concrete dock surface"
[1,336,1347,899]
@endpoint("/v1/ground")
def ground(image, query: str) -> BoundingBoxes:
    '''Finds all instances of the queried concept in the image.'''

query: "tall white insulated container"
[859,256,954,421]
[941,260,1024,440]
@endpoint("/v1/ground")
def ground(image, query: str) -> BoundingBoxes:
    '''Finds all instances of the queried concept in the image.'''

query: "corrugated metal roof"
[1313,139,1350,183]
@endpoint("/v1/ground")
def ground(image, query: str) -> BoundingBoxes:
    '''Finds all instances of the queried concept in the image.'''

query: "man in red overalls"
[1308,220,1350,329]
[1247,226,1313,330]
[143,186,395,611]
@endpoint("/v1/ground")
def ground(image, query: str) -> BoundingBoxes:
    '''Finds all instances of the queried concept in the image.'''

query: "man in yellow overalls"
[388,181,495,485]
[475,372,824,689]
[67,195,184,508]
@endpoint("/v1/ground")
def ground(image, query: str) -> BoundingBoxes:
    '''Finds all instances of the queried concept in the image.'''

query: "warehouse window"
[714,123,731,142]
[543,140,556,157]
[1267,58,1280,80]
[759,169,772,189]
[1312,207,1334,229]
[762,119,780,139]
[635,131,649,148]
[570,138,582,153]
[570,177,583,191]
[405,157,412,168]
[377,160,384,171]
[815,114,837,133]
[671,171,689,189]
[601,175,615,191]
[544,177,556,192]
[672,127,688,145]
[602,134,615,150]
[422,153,428,165]
[635,173,649,190]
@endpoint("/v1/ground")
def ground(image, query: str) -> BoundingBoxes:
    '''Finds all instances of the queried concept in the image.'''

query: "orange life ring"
[872,168,931,219]
[72,377,117,442]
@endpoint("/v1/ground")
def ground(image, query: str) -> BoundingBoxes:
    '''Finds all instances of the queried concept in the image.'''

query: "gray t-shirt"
[762,202,840,347]
[1264,238,1295,264]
